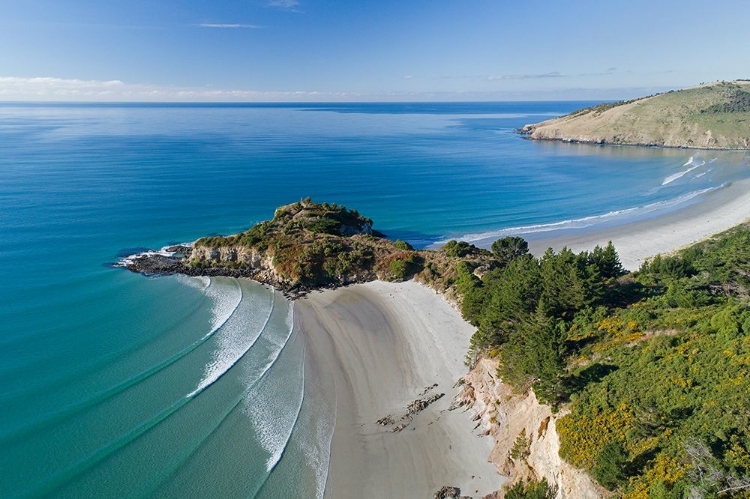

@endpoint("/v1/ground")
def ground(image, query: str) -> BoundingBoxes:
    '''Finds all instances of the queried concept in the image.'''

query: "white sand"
[475,179,750,271]
[296,280,500,499]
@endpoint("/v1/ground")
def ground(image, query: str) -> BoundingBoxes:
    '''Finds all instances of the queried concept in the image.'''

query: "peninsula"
[122,198,498,299]
[521,80,750,149]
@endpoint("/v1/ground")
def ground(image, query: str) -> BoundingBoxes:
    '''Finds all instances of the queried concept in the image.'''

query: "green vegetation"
[504,478,556,499]
[461,241,623,403]
[510,428,530,460]
[189,199,504,292]
[443,239,488,258]
[394,240,414,251]
[491,236,529,264]
[702,85,750,114]
[192,199,393,287]
[185,200,750,495]
[457,227,750,497]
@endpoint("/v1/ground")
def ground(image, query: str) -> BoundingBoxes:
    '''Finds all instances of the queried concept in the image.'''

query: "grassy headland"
[521,81,750,149]
[183,199,499,296]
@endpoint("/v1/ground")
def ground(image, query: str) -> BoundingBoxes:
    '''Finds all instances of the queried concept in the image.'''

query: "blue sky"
[1,0,748,101]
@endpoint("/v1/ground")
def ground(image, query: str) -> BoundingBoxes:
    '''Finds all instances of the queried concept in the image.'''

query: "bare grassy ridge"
[522,81,750,149]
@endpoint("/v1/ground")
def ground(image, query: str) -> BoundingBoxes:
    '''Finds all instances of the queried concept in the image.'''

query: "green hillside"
[522,81,750,149]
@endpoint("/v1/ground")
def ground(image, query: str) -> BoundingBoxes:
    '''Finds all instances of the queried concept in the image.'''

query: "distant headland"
[521,80,750,150]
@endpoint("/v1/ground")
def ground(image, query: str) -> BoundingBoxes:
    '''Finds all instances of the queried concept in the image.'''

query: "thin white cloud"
[402,75,414,79]
[0,76,359,102]
[0,75,677,103]
[197,23,262,29]
[487,71,564,81]
[267,0,302,12]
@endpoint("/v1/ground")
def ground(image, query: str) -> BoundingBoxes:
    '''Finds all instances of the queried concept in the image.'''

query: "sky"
[1,0,749,102]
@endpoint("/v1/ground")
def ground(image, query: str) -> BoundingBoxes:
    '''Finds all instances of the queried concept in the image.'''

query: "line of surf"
[662,161,705,185]
[0,278,243,446]
[0,274,218,399]
[247,304,307,498]
[264,329,305,473]
[188,287,276,397]
[435,185,722,247]
[132,309,298,499]
[20,293,291,499]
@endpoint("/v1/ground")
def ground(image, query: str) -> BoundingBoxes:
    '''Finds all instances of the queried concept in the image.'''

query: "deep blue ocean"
[0,102,748,498]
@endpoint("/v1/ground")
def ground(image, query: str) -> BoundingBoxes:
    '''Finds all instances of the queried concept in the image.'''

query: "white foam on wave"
[203,279,244,336]
[241,308,306,473]
[173,274,210,291]
[440,186,721,246]
[265,351,305,473]
[695,168,712,179]
[188,286,275,397]
[683,155,695,167]
[115,242,193,268]
[298,364,336,499]
[662,160,705,185]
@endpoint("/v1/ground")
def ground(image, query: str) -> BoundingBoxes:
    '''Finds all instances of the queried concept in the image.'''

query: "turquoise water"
[0,102,748,498]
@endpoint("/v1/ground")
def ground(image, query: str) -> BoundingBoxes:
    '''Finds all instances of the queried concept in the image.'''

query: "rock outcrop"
[457,358,605,499]
[118,199,501,300]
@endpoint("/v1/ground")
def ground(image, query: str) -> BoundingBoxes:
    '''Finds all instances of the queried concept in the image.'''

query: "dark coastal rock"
[407,392,445,415]
[420,383,439,396]
[127,254,185,275]
[376,415,395,426]
[433,485,464,499]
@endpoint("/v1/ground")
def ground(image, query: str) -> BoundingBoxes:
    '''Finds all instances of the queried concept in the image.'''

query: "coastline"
[292,179,750,498]
[474,178,750,271]
[296,281,500,498]
[520,135,750,151]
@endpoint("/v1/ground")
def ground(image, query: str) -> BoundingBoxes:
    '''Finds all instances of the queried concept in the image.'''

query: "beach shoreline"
[296,281,500,499]
[474,178,750,271]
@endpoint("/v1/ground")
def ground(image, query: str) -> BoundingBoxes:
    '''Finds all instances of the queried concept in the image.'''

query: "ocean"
[0,102,747,498]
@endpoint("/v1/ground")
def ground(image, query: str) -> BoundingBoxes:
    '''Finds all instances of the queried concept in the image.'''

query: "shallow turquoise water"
[0,102,747,498]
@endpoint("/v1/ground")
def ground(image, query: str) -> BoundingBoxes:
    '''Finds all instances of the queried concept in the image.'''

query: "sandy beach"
[500,178,750,271]
[297,281,500,498]
[293,178,750,498]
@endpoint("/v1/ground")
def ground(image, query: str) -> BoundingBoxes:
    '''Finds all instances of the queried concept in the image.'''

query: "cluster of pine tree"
[459,237,623,403]
[453,227,750,497]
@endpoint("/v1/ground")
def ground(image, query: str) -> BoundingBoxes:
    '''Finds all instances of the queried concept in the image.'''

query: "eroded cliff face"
[457,358,605,499]
[191,244,273,271]
[189,244,299,289]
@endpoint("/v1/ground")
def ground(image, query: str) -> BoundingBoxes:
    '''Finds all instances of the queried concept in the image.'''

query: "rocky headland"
[521,80,750,150]
[120,198,499,299]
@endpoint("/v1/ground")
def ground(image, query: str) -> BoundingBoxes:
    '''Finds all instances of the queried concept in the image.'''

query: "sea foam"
[441,185,721,246]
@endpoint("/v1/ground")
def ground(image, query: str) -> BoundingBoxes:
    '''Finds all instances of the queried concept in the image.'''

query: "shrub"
[390,259,409,280]
[592,441,628,490]
[394,240,414,251]
[505,478,556,499]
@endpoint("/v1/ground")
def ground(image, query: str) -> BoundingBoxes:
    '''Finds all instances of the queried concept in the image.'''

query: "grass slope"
[522,81,750,149]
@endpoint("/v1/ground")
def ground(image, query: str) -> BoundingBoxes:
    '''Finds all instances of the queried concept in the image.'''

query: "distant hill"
[521,81,750,149]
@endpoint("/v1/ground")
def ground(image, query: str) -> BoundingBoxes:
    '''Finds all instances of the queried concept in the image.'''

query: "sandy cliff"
[458,358,605,499]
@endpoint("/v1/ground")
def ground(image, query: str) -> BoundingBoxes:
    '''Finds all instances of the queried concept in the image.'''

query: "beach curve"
[296,280,501,499]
